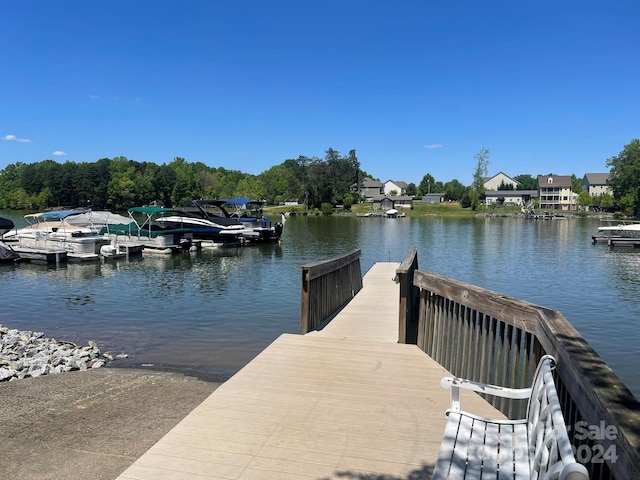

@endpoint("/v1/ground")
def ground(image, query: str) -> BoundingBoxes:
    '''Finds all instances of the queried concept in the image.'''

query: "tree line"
[0,149,370,212]
[1,140,638,215]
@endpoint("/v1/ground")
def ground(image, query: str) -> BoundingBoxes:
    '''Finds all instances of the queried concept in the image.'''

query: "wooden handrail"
[409,264,640,480]
[300,249,362,334]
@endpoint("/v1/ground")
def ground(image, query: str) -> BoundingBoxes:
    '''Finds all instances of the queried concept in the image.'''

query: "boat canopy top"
[65,210,131,227]
[128,206,179,215]
[220,198,264,207]
[26,209,89,221]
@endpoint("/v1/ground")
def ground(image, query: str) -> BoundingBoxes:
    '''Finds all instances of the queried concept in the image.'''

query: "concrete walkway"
[116,263,503,480]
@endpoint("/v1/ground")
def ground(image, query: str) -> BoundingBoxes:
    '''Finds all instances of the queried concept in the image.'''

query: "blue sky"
[1,1,638,186]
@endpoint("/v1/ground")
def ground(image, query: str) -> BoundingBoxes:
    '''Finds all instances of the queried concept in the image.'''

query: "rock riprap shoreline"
[0,324,127,382]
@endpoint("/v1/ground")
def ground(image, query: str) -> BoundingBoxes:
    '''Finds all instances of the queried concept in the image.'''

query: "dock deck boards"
[116,262,505,480]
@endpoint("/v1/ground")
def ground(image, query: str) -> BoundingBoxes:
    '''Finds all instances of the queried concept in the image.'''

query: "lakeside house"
[484,189,538,207]
[357,171,610,212]
[481,172,610,210]
[370,194,414,211]
[582,173,611,197]
[482,172,520,190]
[353,177,383,199]
[537,174,578,210]
[354,178,413,210]
[383,180,407,196]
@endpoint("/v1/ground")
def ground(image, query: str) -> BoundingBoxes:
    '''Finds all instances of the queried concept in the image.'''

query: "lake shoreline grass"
[267,200,616,219]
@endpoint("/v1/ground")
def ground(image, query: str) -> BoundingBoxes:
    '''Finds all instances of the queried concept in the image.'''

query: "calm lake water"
[1,210,639,399]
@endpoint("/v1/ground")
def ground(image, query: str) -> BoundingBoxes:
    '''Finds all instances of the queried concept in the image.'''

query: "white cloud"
[424,144,443,149]
[3,134,32,143]
[52,150,66,156]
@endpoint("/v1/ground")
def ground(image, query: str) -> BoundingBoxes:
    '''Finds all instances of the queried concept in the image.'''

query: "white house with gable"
[383,180,407,196]
[482,172,520,190]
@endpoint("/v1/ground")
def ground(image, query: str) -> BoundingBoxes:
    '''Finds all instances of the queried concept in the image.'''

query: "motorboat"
[98,206,195,253]
[154,200,249,247]
[385,208,405,218]
[2,209,132,261]
[0,217,15,236]
[3,210,117,261]
[221,198,284,243]
[1,209,91,241]
[0,217,20,262]
[1,209,131,241]
[597,221,640,238]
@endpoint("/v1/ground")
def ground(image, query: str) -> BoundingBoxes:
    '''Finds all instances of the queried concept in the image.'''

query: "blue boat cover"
[39,209,89,220]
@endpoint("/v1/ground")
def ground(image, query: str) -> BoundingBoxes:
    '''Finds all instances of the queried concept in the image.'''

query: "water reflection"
[0,211,638,398]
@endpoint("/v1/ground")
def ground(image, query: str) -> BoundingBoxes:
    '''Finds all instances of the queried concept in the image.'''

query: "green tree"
[577,190,592,209]
[170,157,201,206]
[497,180,515,191]
[259,164,291,204]
[606,139,640,216]
[514,174,538,190]
[236,175,267,200]
[0,147,366,212]
[348,149,361,200]
[418,174,435,196]
[342,193,357,210]
[600,193,614,210]
[405,183,417,197]
[571,174,583,194]
[471,148,490,210]
[107,159,138,210]
[320,202,334,214]
[0,162,25,208]
[443,179,467,201]
[154,164,178,207]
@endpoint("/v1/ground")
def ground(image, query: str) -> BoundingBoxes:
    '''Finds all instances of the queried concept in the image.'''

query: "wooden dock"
[116,262,504,480]
[10,245,67,264]
[591,235,640,249]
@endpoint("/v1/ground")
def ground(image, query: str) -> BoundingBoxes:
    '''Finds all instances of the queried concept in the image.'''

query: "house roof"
[384,180,407,188]
[537,175,572,187]
[583,173,609,185]
[483,172,520,185]
[360,177,383,187]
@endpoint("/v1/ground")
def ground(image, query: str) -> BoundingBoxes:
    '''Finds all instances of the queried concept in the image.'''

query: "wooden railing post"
[300,266,311,335]
[396,246,419,343]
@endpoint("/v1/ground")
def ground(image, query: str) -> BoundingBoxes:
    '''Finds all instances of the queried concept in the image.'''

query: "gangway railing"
[395,246,640,480]
[300,249,362,334]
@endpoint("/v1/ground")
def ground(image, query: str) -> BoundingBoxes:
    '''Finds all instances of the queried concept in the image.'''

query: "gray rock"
[0,367,16,381]
[0,325,126,381]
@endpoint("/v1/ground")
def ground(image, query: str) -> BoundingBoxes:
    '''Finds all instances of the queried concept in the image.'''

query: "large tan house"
[537,175,578,210]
